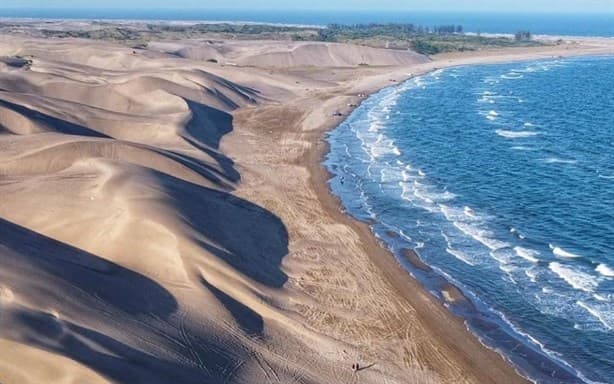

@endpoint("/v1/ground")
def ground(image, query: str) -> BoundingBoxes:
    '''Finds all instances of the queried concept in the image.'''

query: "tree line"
[317,23,464,41]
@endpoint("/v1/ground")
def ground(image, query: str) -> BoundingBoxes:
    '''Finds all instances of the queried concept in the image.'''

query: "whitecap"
[513,246,540,263]
[525,267,539,282]
[511,146,535,151]
[542,157,577,164]
[439,205,468,222]
[596,263,614,278]
[496,129,540,138]
[453,221,510,251]
[369,134,401,158]
[446,248,475,266]
[577,301,613,330]
[550,244,582,259]
[593,293,612,302]
[379,167,402,183]
[549,262,599,292]
[501,73,524,80]
[463,206,476,218]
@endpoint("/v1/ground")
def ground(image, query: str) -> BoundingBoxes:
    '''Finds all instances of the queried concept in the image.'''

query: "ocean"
[1,9,614,37]
[325,56,614,383]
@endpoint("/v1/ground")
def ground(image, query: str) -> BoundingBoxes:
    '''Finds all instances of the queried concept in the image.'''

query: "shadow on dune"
[0,217,245,383]
[0,99,110,138]
[153,169,289,288]
[0,74,292,381]
[0,217,176,316]
[0,98,240,189]
[201,277,264,336]
[184,100,232,149]
[181,99,241,184]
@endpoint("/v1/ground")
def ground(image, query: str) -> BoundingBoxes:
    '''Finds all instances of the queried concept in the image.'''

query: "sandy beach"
[1,28,613,383]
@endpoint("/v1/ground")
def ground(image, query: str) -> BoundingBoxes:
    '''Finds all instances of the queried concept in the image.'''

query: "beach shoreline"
[273,42,614,383]
[2,29,614,383]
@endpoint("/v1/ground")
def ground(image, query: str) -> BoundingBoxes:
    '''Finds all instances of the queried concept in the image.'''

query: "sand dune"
[0,36,297,384]
[4,30,612,384]
[149,40,430,68]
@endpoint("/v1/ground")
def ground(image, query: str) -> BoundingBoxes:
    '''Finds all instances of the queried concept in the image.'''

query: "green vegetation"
[515,30,532,41]
[17,21,546,56]
[316,23,545,55]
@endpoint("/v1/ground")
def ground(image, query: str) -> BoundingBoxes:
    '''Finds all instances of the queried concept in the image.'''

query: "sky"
[1,0,613,13]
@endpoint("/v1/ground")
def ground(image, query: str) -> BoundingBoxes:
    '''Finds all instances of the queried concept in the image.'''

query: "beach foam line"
[549,244,582,259]
[549,262,599,293]
[496,129,540,138]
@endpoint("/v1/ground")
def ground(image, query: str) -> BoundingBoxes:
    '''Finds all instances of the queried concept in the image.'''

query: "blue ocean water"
[1,9,614,36]
[325,56,614,383]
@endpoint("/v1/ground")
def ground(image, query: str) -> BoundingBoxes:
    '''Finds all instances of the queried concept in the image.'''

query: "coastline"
[2,28,614,383]
[233,42,614,383]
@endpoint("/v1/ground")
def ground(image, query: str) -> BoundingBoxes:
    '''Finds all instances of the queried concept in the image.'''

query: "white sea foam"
[542,157,577,164]
[577,301,613,331]
[596,263,614,277]
[496,129,540,138]
[594,293,612,302]
[463,206,476,218]
[439,205,465,222]
[523,122,535,127]
[525,267,539,282]
[509,228,526,242]
[379,167,402,183]
[549,262,599,293]
[550,244,582,259]
[488,110,499,117]
[446,248,475,266]
[511,145,535,151]
[490,249,513,264]
[453,221,510,251]
[513,246,540,263]
[501,73,524,80]
[398,229,412,242]
[369,134,400,158]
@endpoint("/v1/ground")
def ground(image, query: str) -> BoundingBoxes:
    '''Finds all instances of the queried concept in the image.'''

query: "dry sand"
[1,31,613,383]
